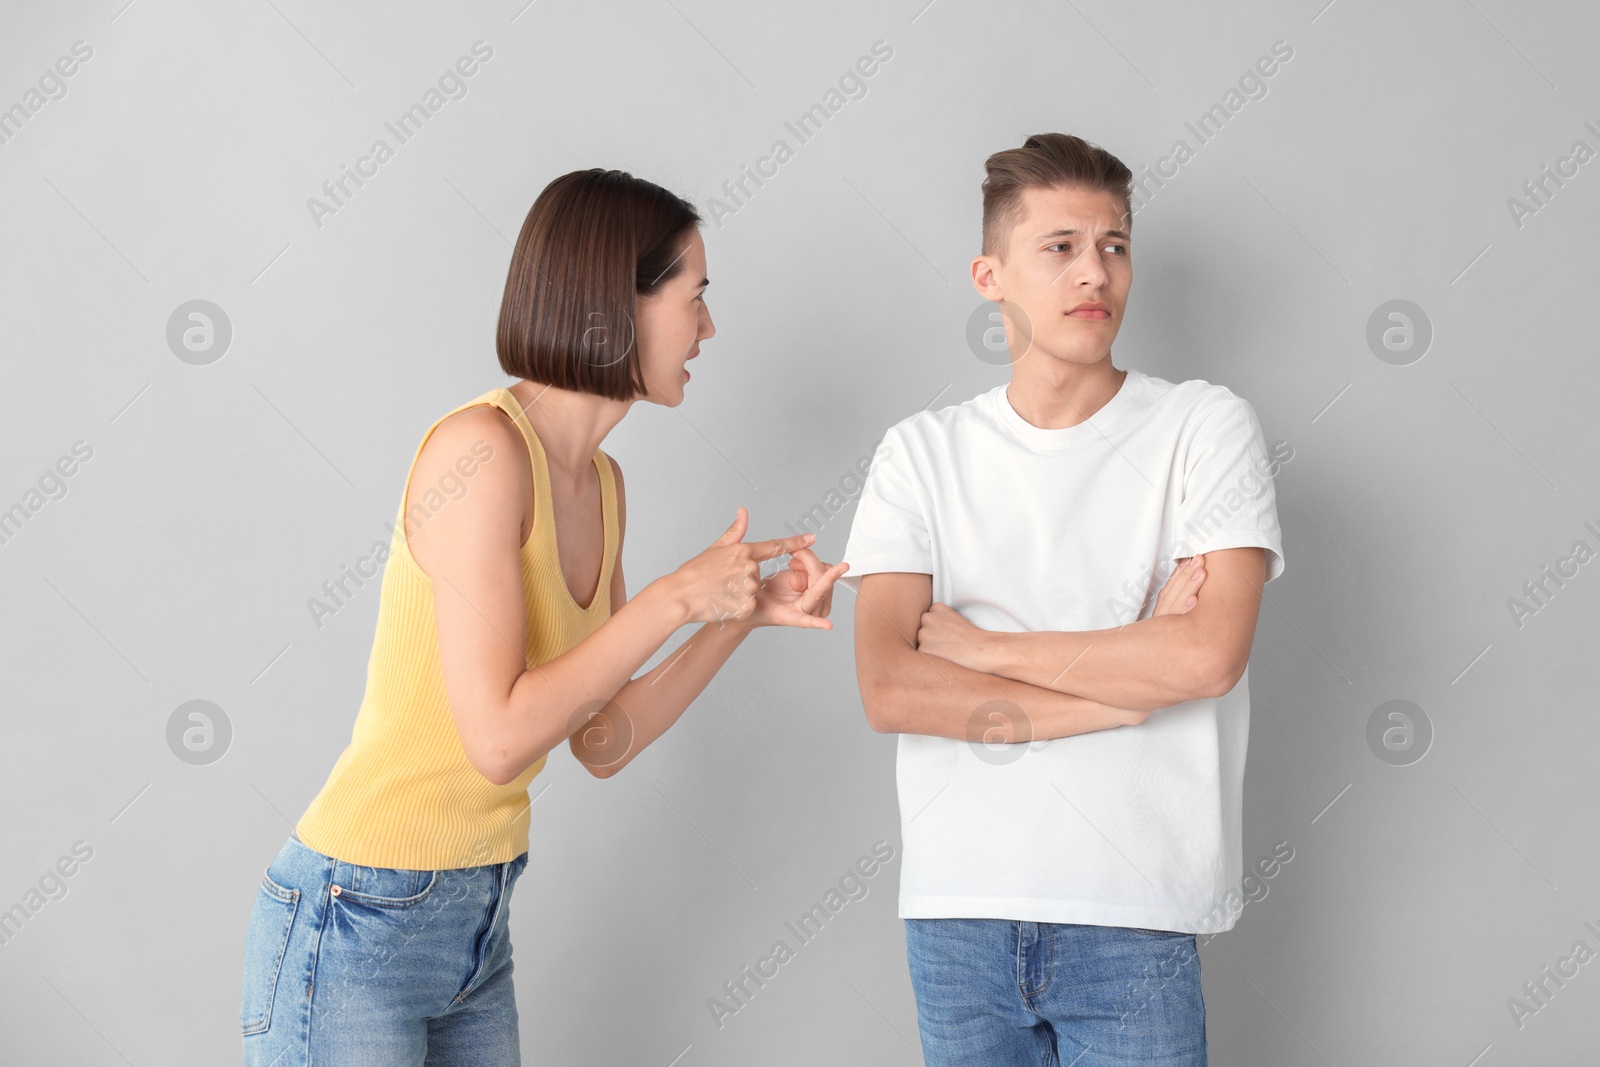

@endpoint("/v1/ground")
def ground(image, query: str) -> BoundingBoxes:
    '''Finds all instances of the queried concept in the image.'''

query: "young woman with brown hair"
[240,169,848,1065]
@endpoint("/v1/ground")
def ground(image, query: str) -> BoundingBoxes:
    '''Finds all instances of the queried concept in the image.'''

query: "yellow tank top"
[295,386,618,870]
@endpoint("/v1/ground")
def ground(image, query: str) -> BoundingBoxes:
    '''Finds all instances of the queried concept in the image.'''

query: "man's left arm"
[919,391,1284,711]
[922,547,1267,711]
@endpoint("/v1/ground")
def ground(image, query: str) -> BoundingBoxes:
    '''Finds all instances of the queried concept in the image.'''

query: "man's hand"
[912,602,993,671]
[1152,555,1207,617]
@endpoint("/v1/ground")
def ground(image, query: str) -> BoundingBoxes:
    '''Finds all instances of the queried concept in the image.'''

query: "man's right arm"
[853,572,1144,741]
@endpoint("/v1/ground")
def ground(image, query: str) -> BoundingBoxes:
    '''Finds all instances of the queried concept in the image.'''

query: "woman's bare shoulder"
[404,403,531,573]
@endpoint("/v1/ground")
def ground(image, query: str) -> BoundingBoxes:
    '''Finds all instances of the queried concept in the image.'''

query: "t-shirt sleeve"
[1171,394,1286,583]
[839,423,932,593]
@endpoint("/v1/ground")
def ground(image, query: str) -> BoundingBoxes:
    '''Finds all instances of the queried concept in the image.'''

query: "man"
[841,132,1286,1066]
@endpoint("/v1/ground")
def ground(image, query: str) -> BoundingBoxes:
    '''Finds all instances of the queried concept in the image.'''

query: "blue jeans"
[905,918,1207,1066]
[240,834,528,1066]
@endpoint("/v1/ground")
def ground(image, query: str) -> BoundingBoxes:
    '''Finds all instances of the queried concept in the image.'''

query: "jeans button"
[330,884,342,897]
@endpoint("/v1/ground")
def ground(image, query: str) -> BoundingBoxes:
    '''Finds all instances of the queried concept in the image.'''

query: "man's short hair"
[980,133,1134,260]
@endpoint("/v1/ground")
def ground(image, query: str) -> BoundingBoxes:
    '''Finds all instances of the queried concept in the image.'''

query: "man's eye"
[1050,243,1126,255]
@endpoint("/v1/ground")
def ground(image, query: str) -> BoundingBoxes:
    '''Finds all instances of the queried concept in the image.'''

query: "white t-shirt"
[841,367,1286,934]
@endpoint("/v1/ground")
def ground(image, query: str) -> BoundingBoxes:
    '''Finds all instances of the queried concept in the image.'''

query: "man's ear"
[970,254,1002,302]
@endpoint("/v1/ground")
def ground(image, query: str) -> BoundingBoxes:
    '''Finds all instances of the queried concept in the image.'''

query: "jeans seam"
[1014,921,1027,1002]
[453,862,513,1005]
[1030,923,1052,1000]
[1018,921,1050,1001]
[303,853,333,1067]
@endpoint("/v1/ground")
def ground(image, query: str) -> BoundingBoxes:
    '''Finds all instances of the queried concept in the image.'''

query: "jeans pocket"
[330,869,440,909]
[241,871,300,1036]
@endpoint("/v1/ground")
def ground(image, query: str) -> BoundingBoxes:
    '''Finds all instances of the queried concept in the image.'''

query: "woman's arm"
[569,457,847,777]
[565,455,757,778]
[411,408,821,786]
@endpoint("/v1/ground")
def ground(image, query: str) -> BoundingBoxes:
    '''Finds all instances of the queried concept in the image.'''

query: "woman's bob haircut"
[496,168,702,401]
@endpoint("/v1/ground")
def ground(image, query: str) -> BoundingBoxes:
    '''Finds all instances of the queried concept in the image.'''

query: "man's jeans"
[905,918,1206,1066]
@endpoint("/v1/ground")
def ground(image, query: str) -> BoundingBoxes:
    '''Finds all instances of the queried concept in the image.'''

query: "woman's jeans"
[905,918,1207,1066]
[240,834,529,1067]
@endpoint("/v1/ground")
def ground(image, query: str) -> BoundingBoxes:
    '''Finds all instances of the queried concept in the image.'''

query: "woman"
[240,169,848,1065]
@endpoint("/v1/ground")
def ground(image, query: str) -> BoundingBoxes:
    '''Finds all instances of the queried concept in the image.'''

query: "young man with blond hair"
[843,132,1286,1065]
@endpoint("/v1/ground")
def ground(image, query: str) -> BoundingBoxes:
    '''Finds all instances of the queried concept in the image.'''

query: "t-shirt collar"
[990,368,1144,454]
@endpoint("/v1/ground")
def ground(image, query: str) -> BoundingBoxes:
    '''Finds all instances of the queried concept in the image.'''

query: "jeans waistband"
[276,834,526,886]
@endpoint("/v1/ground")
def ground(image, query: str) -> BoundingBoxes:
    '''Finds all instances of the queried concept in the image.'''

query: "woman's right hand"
[664,507,817,625]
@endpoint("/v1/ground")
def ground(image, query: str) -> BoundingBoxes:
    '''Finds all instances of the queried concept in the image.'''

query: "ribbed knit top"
[295,387,618,870]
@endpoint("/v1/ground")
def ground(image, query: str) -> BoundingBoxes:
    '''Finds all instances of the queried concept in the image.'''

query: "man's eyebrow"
[1034,229,1131,242]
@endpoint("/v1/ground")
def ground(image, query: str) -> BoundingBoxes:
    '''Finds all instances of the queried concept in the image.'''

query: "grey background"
[2,0,1597,1063]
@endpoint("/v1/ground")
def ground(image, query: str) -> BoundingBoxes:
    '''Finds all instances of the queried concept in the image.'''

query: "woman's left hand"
[745,548,849,630]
